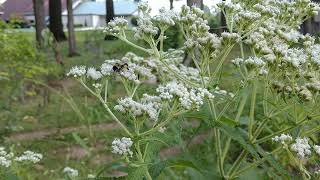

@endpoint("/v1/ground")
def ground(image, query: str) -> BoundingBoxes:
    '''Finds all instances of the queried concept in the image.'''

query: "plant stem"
[214,128,225,178]
[119,36,151,54]
[230,147,282,179]
[249,80,258,141]
[79,80,133,137]
[222,93,248,163]
[136,141,152,180]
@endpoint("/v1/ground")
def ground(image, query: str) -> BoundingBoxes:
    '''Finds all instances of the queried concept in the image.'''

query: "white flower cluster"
[213,87,235,98]
[0,148,43,168]
[290,137,312,158]
[153,8,176,27]
[111,137,133,157]
[179,6,222,52]
[307,44,320,66]
[232,56,266,71]
[104,17,128,36]
[63,167,79,177]
[283,48,307,68]
[87,67,102,80]
[0,147,13,168]
[15,150,43,163]
[133,3,158,40]
[156,81,214,110]
[114,94,161,120]
[67,53,157,84]
[272,134,292,145]
[66,66,86,78]
[221,32,241,42]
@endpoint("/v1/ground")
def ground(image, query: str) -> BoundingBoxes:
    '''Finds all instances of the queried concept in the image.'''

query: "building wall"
[62,15,93,27]
[61,14,134,28]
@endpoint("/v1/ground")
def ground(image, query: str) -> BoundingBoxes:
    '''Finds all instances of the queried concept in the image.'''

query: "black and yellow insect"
[112,63,129,73]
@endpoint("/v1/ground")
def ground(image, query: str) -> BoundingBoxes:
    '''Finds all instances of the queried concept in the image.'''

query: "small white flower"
[290,137,311,158]
[67,66,86,78]
[0,156,11,168]
[63,167,79,177]
[88,174,95,178]
[158,127,166,133]
[15,151,43,163]
[92,83,102,89]
[272,134,292,145]
[111,137,133,157]
[87,67,102,80]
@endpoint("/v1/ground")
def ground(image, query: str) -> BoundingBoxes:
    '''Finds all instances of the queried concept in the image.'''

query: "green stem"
[227,150,247,177]
[119,36,151,54]
[230,147,282,179]
[249,80,258,141]
[214,128,225,178]
[136,141,152,180]
[222,93,248,163]
[80,80,133,137]
[254,118,308,144]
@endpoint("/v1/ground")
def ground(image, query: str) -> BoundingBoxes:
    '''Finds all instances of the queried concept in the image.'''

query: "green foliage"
[0,21,50,80]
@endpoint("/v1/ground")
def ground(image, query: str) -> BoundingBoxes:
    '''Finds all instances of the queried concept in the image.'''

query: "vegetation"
[1,0,320,180]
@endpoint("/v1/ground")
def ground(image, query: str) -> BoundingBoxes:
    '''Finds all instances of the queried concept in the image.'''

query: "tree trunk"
[219,0,227,34]
[33,0,45,48]
[170,0,174,9]
[106,0,114,24]
[49,0,66,42]
[67,0,78,56]
[187,0,203,9]
[105,0,115,40]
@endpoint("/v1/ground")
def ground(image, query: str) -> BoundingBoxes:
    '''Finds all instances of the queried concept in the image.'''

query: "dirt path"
[6,122,119,141]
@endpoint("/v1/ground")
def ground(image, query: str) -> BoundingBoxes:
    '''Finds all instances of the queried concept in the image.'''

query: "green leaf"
[149,160,168,179]
[216,124,261,159]
[127,166,146,180]
[219,116,239,127]
[4,171,20,180]
[168,159,202,173]
[254,145,290,178]
[96,161,127,177]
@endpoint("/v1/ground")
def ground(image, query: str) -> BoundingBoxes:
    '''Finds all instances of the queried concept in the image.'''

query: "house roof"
[69,1,138,16]
[1,0,67,20]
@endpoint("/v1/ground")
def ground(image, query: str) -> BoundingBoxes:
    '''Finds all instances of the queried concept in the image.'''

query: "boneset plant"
[0,147,43,179]
[67,1,320,179]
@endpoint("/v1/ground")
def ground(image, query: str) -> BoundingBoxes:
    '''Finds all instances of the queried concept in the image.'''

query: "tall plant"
[68,1,320,179]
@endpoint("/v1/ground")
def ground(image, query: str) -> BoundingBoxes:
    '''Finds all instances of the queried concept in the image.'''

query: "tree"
[49,0,66,42]
[106,0,114,24]
[187,0,203,9]
[170,0,174,9]
[301,0,320,34]
[32,0,45,47]
[105,0,115,40]
[220,0,227,34]
[67,0,78,56]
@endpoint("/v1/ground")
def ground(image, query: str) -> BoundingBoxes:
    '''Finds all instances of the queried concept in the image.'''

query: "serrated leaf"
[254,145,290,178]
[127,166,146,180]
[216,124,261,159]
[149,160,168,179]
